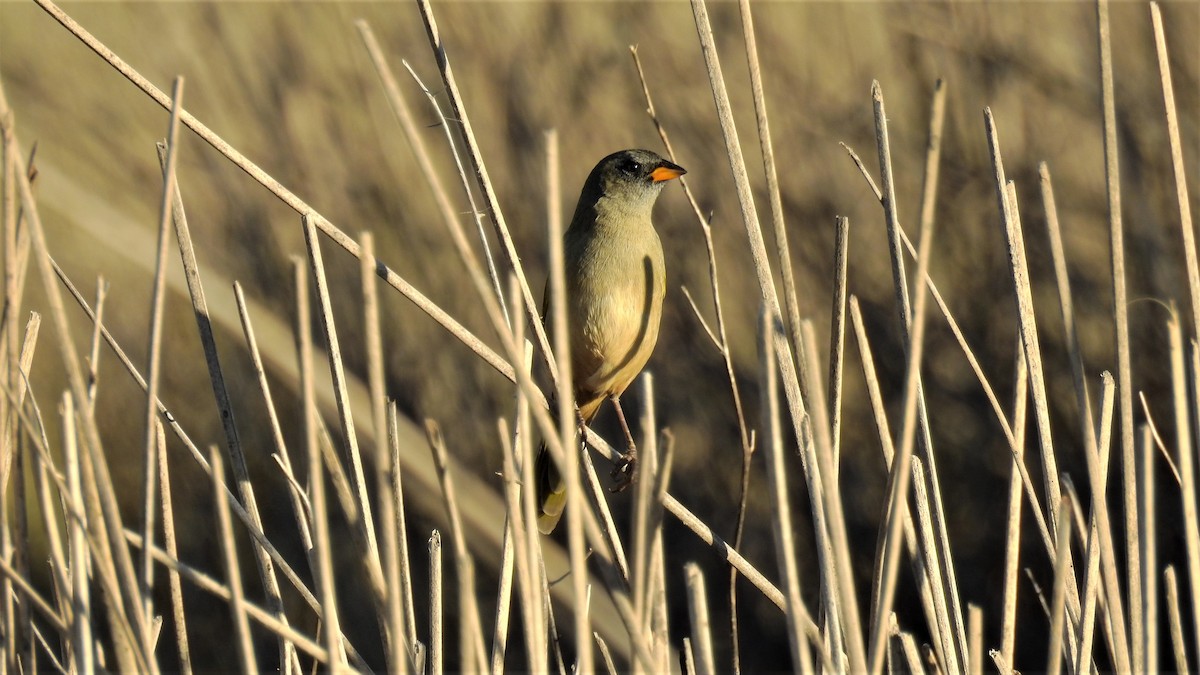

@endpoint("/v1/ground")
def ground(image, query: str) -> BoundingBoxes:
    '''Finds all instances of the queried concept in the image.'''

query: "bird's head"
[583,149,686,211]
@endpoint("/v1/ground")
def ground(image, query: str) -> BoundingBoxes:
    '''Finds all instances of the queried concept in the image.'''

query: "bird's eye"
[619,159,642,176]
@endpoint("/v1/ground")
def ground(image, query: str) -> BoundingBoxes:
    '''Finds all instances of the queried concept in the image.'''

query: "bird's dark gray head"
[580,149,686,210]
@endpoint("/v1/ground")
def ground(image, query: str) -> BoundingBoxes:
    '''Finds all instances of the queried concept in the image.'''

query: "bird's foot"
[610,447,638,492]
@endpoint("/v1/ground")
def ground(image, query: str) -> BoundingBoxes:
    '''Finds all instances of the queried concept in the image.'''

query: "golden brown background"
[1,1,1197,671]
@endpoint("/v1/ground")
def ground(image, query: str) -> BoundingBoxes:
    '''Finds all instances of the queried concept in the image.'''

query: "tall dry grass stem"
[140,77,184,634]
[1094,3,1139,663]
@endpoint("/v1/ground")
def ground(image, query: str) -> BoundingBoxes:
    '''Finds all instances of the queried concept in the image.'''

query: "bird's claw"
[609,449,637,492]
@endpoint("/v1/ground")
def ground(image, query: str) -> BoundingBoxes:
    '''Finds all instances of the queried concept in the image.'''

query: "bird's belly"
[572,279,663,403]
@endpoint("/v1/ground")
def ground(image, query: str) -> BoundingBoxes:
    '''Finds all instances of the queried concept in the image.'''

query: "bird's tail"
[535,441,565,534]
[533,395,605,534]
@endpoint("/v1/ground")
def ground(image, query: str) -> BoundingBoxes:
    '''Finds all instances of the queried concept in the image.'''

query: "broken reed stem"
[1164,567,1190,675]
[140,77,184,628]
[429,530,444,675]
[684,563,716,675]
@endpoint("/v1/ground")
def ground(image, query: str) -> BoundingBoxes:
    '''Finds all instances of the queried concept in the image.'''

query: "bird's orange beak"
[650,161,687,182]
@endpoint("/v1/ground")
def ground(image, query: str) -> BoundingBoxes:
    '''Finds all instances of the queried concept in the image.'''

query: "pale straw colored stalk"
[1164,567,1190,674]
[759,308,814,673]
[1094,2,1139,664]
[140,77,184,632]
[210,448,258,675]
[689,2,863,669]
[684,563,715,675]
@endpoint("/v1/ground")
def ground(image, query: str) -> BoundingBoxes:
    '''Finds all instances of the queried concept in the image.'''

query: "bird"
[535,148,685,535]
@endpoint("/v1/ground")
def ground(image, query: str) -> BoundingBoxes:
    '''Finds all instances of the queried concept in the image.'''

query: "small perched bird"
[535,148,685,534]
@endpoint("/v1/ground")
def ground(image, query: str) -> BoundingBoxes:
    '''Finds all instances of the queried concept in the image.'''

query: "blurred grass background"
[1,1,1197,671]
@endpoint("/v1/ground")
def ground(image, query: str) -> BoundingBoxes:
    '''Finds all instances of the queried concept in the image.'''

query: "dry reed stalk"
[735,0,829,457]
[1080,373,1130,672]
[968,604,982,675]
[153,418,192,675]
[301,216,385,600]
[850,296,943,662]
[1000,345,1029,667]
[1093,3,1139,664]
[1041,164,1096,451]
[155,120,301,668]
[987,115,1089,644]
[299,231,345,672]
[126,532,333,665]
[210,448,258,674]
[539,126,590,675]
[829,216,850,471]
[84,279,107,408]
[1047,498,1075,675]
[759,308,815,673]
[845,141,1043,521]
[413,0,558,386]
[0,555,65,635]
[62,392,91,674]
[684,563,715,675]
[908,82,970,669]
[37,0,518,390]
[1150,2,1200,341]
[2,81,152,675]
[49,259,322,619]
[647,429,674,674]
[689,2,864,670]
[355,21,510,333]
[234,281,315,573]
[140,77,184,633]
[595,632,617,675]
[429,530,443,675]
[1164,567,1190,674]
[868,79,957,675]
[389,404,421,671]
[510,286,547,672]
[1139,423,1158,673]
[911,459,959,674]
[495,419,526,675]
[424,421,489,674]
[356,232,407,672]
[1172,321,1200,668]
[631,375,662,672]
